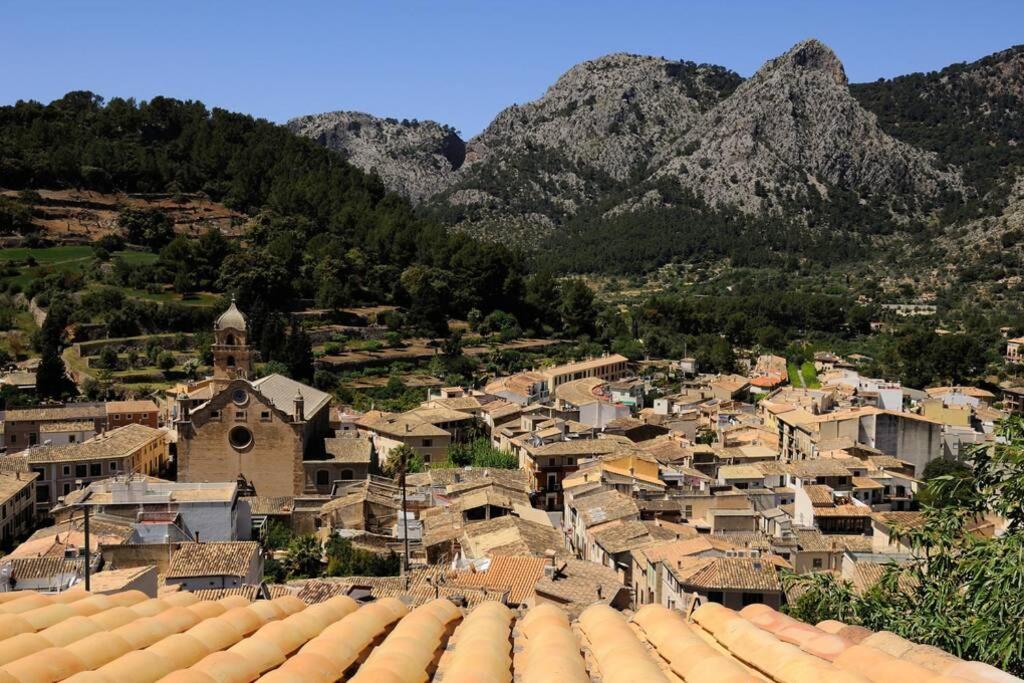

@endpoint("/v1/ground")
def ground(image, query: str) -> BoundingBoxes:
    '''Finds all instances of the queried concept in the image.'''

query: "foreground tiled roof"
[0,587,1013,681]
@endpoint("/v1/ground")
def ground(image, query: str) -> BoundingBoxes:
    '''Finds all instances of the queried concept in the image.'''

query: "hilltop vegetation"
[0,91,528,326]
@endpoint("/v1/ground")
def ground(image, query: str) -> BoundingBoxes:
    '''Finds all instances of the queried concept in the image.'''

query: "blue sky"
[3,1,1022,137]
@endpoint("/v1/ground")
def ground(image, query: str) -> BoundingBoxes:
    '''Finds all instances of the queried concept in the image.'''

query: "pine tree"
[35,298,71,399]
[284,319,314,382]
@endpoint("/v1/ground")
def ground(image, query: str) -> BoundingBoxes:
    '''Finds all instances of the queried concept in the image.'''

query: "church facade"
[176,300,332,497]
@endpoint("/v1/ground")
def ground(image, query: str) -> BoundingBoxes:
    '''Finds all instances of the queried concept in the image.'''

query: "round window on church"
[229,426,253,450]
[232,388,248,406]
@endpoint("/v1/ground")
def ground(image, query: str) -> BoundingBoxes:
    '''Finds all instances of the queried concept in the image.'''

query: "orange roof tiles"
[0,586,1013,682]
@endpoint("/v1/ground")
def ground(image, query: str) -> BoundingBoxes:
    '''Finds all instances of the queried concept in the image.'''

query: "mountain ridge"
[290,39,1024,271]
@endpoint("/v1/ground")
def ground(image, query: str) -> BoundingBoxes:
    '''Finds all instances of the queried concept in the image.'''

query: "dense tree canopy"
[0,92,528,322]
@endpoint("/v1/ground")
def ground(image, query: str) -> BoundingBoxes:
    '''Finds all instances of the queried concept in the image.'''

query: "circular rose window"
[232,388,248,406]
[229,426,253,450]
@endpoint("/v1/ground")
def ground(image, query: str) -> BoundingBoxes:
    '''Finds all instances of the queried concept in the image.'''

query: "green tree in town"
[262,520,293,551]
[324,535,401,577]
[35,296,72,399]
[284,534,323,580]
[284,319,314,383]
[446,438,518,469]
[381,444,424,479]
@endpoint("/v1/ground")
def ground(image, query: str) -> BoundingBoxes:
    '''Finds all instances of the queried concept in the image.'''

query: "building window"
[210,410,222,420]
[341,469,354,480]
[684,505,693,518]
[75,465,87,478]
[62,465,71,477]
[69,435,76,443]
[90,463,101,477]
[226,356,236,367]
[109,462,119,473]
[260,411,271,422]
[112,414,120,420]
[422,439,432,448]
[229,426,254,450]
[316,470,330,487]
[36,485,48,502]
[62,483,71,496]
[8,435,14,444]
[235,411,247,421]
[232,389,248,406]
[812,558,823,569]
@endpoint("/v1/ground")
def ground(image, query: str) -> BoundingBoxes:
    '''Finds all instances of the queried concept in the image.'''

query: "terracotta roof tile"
[166,542,260,579]
[0,583,1006,681]
[449,555,547,605]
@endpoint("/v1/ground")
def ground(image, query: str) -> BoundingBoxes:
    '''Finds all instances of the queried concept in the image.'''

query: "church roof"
[252,374,330,420]
[215,298,247,332]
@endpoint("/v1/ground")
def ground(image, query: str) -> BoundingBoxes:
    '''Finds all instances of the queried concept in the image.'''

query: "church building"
[176,300,332,497]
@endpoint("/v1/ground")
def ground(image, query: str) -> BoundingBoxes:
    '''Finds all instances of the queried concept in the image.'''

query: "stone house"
[164,540,262,591]
[2,403,106,451]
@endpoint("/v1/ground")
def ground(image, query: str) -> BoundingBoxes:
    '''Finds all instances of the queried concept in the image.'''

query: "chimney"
[294,390,305,422]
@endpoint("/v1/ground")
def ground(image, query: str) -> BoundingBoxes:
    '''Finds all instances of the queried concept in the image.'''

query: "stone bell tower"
[212,296,252,384]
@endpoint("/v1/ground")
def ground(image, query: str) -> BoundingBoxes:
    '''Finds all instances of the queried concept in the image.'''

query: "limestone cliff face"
[287,112,465,203]
[648,39,962,214]
[292,39,1003,249]
[428,54,742,243]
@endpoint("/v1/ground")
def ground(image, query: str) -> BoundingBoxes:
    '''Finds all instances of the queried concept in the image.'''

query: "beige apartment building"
[0,470,38,548]
[15,423,168,513]
[542,354,629,392]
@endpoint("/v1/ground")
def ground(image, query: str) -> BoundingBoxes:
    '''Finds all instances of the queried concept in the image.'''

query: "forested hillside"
[851,45,1024,204]
[0,92,529,323]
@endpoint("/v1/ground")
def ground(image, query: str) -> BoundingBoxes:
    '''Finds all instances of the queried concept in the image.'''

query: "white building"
[61,477,251,542]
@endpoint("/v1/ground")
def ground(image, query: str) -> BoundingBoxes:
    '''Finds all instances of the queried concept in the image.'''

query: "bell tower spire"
[212,296,252,383]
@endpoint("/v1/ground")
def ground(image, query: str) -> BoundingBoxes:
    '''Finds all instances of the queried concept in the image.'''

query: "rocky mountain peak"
[646,38,960,214]
[767,38,848,86]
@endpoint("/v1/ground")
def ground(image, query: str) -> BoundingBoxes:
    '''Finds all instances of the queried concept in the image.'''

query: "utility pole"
[82,505,91,592]
[400,449,410,579]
